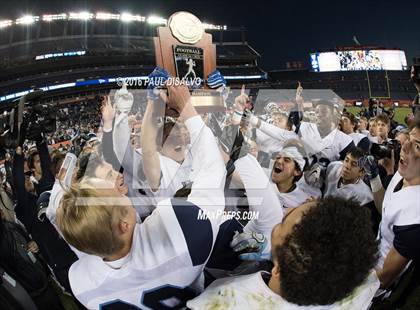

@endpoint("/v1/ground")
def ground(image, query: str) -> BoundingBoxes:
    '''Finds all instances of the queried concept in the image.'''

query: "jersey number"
[100,285,195,309]
[142,285,196,309]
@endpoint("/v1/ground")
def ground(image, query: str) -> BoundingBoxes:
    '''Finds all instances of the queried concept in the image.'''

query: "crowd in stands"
[0,66,419,310]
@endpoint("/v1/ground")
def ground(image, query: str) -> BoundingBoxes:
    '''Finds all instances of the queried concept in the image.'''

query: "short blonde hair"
[57,178,127,257]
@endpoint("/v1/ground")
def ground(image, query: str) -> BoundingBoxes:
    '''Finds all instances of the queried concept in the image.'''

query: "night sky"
[2,0,420,70]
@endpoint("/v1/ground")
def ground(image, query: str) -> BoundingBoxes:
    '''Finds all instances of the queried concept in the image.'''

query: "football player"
[56,84,226,309]
[340,112,371,152]
[188,197,379,309]
[362,118,420,293]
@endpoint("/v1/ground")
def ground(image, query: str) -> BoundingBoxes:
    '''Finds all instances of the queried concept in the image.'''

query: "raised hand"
[378,150,395,176]
[358,155,379,179]
[147,67,170,101]
[26,241,39,253]
[234,84,249,112]
[101,95,115,130]
[167,83,191,112]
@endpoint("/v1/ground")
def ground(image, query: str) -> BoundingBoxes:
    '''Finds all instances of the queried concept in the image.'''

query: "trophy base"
[190,89,226,113]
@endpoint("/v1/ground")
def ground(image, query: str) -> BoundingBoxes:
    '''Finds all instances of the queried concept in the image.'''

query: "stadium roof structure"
[0,11,266,107]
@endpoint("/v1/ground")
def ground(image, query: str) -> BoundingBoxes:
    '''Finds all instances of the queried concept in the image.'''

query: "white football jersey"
[324,161,373,206]
[234,154,284,253]
[256,128,286,154]
[154,151,193,202]
[257,121,299,154]
[297,177,323,199]
[349,132,366,145]
[46,180,88,259]
[68,116,226,309]
[349,132,370,151]
[377,171,420,269]
[272,182,316,210]
[187,270,379,310]
[69,199,219,309]
[298,122,354,163]
[368,134,378,143]
[112,110,193,204]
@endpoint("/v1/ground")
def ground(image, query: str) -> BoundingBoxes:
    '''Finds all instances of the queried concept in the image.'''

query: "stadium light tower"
[42,13,67,22]
[16,15,39,25]
[121,13,133,22]
[96,12,120,20]
[0,20,13,28]
[69,12,93,20]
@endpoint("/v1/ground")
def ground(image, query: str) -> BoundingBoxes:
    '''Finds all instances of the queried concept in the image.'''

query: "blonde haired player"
[57,84,226,309]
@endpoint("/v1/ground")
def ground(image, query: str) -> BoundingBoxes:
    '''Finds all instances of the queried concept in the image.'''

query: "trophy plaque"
[154,11,225,113]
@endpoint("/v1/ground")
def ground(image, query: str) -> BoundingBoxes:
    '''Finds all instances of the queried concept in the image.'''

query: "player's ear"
[119,219,130,234]
[358,168,364,179]
[271,260,280,280]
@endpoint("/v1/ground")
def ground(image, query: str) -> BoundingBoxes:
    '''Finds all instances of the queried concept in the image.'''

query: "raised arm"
[140,99,162,191]
[112,83,135,166]
[256,119,299,142]
[36,140,55,186]
[359,155,384,214]
[100,95,121,171]
[166,84,226,212]
[235,154,283,238]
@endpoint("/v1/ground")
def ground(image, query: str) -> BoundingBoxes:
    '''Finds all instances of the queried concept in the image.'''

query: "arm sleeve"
[236,154,283,239]
[185,116,226,214]
[102,128,122,171]
[357,136,371,153]
[289,110,302,128]
[393,224,420,261]
[255,129,284,154]
[113,113,144,180]
[259,120,299,142]
[112,113,132,166]
[338,140,356,160]
[36,140,55,191]
[45,181,64,228]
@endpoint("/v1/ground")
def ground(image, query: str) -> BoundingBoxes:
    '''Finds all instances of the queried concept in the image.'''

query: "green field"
[346,107,411,125]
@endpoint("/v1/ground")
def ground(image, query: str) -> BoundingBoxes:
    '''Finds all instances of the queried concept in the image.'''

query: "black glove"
[358,155,379,179]
[304,162,327,188]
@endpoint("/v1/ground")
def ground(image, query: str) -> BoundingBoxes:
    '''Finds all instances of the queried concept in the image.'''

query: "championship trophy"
[154,11,225,112]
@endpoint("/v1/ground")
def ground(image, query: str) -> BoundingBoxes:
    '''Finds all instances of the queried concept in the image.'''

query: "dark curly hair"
[276,197,378,306]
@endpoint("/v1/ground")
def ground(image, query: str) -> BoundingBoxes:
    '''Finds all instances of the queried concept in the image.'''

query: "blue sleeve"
[289,110,302,130]
[339,141,355,160]
[357,137,371,153]
[102,129,123,172]
[36,141,55,193]
[393,224,420,261]
[171,199,213,266]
